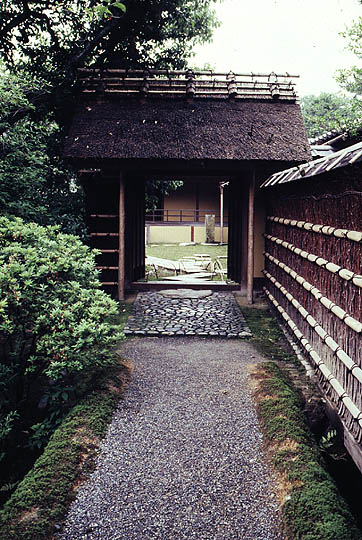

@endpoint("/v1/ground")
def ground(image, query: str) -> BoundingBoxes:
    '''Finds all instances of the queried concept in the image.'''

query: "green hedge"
[0,216,122,485]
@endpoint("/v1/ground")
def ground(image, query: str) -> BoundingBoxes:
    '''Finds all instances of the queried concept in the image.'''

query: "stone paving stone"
[124,291,251,339]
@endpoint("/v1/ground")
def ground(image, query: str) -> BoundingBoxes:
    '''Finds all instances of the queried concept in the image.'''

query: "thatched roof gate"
[64,69,310,300]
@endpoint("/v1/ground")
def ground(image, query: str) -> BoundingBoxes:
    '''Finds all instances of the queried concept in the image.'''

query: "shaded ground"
[59,337,282,540]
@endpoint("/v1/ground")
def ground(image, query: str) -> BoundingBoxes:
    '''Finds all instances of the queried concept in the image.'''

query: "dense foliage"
[145,180,184,212]
[0,216,122,494]
[300,7,362,139]
[334,7,362,135]
[0,67,86,236]
[337,13,362,96]
[0,0,219,83]
[0,361,130,540]
[300,93,356,138]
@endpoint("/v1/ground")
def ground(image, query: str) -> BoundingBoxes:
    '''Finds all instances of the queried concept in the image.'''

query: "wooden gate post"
[220,181,224,245]
[118,174,125,301]
[246,171,255,304]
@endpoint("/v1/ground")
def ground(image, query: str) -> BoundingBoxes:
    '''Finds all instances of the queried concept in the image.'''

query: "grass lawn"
[145,243,228,281]
[146,243,227,261]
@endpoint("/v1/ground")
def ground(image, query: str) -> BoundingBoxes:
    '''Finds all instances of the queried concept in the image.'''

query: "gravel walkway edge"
[59,337,282,540]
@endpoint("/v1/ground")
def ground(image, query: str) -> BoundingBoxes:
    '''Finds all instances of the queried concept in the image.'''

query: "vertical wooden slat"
[133,188,137,277]
[227,182,235,280]
[247,171,255,304]
[220,182,224,245]
[118,174,125,301]
[227,179,243,284]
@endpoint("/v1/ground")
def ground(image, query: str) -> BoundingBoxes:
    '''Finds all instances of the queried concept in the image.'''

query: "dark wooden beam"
[118,174,125,301]
[130,282,240,291]
[246,171,255,304]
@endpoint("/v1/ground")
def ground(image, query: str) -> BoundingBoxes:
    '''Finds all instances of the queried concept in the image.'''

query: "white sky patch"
[192,0,362,96]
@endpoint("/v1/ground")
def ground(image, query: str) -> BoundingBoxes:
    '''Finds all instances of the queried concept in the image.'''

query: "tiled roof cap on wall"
[261,140,362,188]
[309,129,345,146]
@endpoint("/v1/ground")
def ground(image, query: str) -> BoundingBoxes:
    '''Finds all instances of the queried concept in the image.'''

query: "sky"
[192,0,362,97]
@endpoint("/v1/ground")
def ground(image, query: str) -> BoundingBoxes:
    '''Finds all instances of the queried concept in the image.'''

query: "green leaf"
[112,2,126,12]
[94,5,112,18]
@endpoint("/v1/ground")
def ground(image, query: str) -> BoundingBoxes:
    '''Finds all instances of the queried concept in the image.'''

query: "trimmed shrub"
[0,216,122,487]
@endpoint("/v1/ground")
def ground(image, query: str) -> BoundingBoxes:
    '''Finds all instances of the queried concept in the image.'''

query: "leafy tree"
[0,1,219,127]
[145,180,184,212]
[334,11,362,135]
[0,1,219,86]
[0,65,86,235]
[337,15,362,95]
[300,93,356,138]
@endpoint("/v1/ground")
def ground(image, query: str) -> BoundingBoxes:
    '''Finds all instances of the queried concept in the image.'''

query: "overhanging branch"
[65,17,122,77]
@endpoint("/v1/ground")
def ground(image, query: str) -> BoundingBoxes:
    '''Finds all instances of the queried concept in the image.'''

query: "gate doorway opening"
[144,176,230,286]
[84,169,264,303]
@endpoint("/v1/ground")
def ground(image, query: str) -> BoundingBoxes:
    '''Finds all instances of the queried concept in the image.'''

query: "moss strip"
[242,306,362,540]
[0,362,131,540]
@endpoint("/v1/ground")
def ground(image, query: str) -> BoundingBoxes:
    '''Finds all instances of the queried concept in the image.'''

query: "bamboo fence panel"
[264,286,362,443]
[266,223,361,275]
[264,234,361,289]
[264,252,361,332]
[264,263,362,409]
[265,178,361,229]
[264,179,362,444]
[267,216,362,243]
[265,225,361,322]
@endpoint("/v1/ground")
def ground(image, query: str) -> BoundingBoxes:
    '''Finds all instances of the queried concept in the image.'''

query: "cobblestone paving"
[124,291,251,338]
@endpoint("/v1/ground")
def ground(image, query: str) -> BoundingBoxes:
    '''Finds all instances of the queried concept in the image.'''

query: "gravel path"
[59,338,281,540]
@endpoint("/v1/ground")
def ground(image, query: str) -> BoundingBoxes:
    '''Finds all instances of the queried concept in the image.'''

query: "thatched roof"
[64,70,311,165]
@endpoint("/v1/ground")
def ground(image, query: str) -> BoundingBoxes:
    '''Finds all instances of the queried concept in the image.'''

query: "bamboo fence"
[264,173,362,444]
